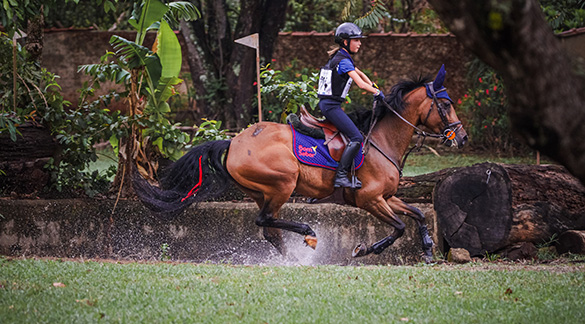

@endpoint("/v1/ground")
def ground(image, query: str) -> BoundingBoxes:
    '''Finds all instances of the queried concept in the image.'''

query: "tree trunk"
[396,168,457,203]
[427,0,585,186]
[111,69,144,198]
[186,0,289,129]
[224,0,260,128]
[433,162,585,256]
[179,20,209,119]
[25,11,44,62]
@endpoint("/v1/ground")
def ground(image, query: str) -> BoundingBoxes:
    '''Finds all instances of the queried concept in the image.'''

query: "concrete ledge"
[0,199,438,265]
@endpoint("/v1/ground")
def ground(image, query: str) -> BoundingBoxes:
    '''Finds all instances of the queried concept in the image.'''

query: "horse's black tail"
[133,140,232,217]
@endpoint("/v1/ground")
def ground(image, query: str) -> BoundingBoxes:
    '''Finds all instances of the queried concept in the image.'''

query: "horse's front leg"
[352,197,406,257]
[352,227,405,257]
[387,196,434,263]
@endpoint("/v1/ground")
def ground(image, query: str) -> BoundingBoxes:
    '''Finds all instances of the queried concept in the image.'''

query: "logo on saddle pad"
[290,124,363,171]
[298,145,317,158]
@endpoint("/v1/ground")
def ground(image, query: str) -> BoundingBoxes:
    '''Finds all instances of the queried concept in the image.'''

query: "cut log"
[500,242,538,260]
[397,168,458,203]
[0,123,59,194]
[556,230,585,255]
[433,162,585,256]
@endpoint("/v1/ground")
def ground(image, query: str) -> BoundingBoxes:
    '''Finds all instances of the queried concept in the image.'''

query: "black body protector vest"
[318,51,353,102]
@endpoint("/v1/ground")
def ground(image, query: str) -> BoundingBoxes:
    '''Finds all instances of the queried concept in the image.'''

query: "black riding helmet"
[334,22,366,54]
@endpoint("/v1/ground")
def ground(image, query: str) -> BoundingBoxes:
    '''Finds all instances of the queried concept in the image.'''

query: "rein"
[362,82,461,176]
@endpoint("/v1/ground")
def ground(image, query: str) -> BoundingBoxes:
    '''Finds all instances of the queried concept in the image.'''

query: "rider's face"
[348,39,361,53]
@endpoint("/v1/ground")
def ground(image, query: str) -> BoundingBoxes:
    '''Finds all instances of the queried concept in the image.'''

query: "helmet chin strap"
[342,39,355,54]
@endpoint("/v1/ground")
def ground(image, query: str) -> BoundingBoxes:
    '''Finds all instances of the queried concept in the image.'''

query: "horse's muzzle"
[443,126,468,149]
[458,135,468,148]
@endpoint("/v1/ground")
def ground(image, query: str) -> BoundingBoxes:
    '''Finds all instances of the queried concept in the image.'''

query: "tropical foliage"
[342,0,390,29]
[260,62,320,123]
[78,0,200,195]
[541,0,585,32]
[0,32,119,196]
[44,0,134,30]
[284,0,446,34]
[0,0,118,37]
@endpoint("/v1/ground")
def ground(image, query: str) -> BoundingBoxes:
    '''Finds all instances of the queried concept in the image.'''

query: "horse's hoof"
[352,243,368,257]
[304,235,317,249]
[423,251,434,264]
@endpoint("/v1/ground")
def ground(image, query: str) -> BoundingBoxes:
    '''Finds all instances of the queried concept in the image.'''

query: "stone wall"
[41,28,584,115]
[0,199,439,265]
[273,32,472,102]
[42,30,473,110]
[42,29,191,111]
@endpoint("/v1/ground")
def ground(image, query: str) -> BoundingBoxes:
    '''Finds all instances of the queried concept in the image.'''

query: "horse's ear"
[433,64,446,90]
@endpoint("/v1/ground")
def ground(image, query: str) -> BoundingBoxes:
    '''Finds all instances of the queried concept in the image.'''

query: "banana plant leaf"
[156,20,182,79]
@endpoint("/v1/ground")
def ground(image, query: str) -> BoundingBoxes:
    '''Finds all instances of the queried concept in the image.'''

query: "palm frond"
[354,1,389,29]
[164,1,201,29]
[110,35,153,70]
[341,0,357,21]
[78,63,130,84]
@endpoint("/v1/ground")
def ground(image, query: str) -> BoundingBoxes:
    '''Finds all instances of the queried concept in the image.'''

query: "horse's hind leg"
[387,196,434,262]
[241,185,317,252]
[239,186,288,256]
[255,198,318,250]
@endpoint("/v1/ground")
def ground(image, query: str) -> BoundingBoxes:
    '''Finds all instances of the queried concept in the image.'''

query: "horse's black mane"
[348,75,432,134]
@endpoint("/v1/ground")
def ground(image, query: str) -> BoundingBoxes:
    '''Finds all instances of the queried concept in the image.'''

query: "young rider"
[317,22,384,189]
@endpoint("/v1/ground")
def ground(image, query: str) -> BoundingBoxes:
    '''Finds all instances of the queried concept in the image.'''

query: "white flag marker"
[235,33,262,122]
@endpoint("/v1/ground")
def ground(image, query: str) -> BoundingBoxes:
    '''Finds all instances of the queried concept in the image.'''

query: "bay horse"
[134,65,468,262]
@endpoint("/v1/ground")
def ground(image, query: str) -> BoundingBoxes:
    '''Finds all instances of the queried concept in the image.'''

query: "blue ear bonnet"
[425,64,452,102]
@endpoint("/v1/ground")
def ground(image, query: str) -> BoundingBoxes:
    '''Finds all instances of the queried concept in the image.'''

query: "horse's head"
[420,65,468,148]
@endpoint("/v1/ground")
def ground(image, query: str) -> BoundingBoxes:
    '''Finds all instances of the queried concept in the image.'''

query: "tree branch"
[428,0,585,185]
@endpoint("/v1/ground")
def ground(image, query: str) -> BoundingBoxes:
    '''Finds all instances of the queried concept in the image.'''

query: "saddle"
[293,105,346,161]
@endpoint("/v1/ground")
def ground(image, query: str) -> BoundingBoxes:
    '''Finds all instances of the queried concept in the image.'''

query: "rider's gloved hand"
[374,89,385,102]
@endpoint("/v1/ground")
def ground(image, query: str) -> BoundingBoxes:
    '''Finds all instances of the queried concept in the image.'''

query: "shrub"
[0,33,117,196]
[459,61,529,154]
[259,60,385,122]
[259,61,320,123]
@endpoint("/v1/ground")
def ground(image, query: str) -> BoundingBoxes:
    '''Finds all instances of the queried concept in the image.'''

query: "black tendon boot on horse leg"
[419,224,434,262]
[334,141,362,189]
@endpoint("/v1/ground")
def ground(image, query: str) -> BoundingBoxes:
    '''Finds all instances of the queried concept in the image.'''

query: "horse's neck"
[372,91,426,161]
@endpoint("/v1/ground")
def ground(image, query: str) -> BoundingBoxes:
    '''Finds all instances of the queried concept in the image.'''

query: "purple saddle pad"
[290,124,364,171]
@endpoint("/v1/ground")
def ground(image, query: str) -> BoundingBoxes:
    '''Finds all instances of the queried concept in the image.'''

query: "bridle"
[423,81,463,147]
[363,82,463,176]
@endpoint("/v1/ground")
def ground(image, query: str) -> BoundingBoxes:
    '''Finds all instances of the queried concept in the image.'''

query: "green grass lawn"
[402,149,548,177]
[1,257,584,323]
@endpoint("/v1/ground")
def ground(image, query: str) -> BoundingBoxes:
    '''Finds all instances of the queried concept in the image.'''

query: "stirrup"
[334,174,361,189]
[351,175,362,189]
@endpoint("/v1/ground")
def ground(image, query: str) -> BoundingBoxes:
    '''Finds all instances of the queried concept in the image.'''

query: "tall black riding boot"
[334,141,362,189]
